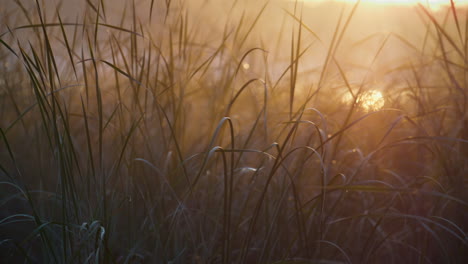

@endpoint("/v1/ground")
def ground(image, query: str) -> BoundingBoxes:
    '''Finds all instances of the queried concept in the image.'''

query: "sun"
[359,90,385,111]
[342,90,385,112]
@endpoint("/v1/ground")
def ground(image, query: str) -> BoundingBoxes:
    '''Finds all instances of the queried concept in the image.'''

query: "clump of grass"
[0,0,467,263]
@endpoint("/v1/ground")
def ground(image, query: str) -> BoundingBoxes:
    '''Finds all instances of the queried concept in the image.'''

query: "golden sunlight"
[299,0,468,9]
[342,90,385,111]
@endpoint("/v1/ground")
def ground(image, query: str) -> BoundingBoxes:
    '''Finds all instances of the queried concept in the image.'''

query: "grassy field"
[0,0,467,263]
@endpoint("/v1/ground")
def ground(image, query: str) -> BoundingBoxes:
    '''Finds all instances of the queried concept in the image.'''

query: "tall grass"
[0,0,467,263]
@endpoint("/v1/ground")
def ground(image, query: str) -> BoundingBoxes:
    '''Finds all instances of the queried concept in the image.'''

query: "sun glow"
[342,90,385,112]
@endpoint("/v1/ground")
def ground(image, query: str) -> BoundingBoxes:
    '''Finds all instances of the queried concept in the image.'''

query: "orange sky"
[298,0,468,9]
